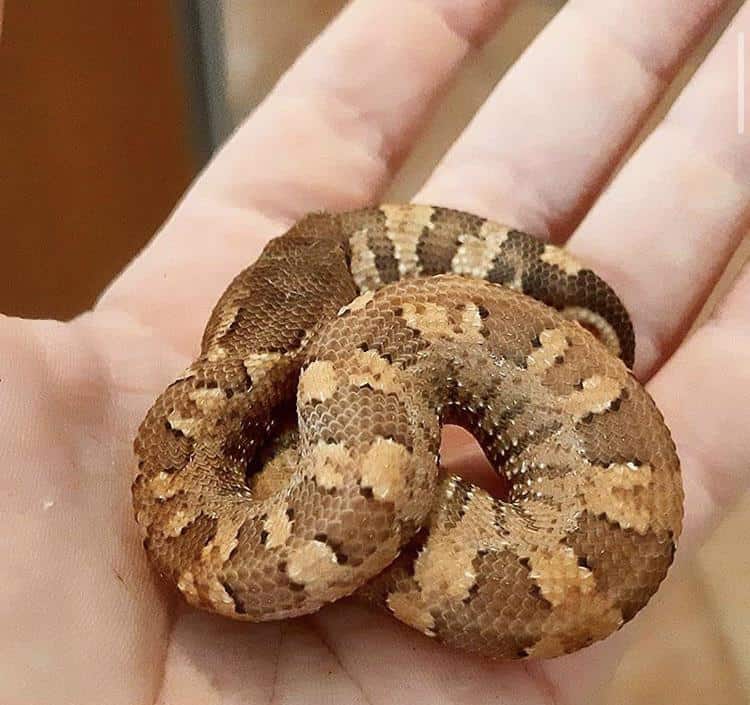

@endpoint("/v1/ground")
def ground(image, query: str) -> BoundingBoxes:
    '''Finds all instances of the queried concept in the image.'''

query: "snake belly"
[132,204,683,659]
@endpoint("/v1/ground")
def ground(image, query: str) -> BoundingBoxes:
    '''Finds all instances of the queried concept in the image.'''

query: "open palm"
[3,2,749,704]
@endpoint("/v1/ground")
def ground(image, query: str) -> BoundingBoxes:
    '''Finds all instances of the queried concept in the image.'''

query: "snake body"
[133,204,683,659]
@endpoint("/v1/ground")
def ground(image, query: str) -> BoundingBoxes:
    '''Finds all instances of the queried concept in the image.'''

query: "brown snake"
[133,204,683,659]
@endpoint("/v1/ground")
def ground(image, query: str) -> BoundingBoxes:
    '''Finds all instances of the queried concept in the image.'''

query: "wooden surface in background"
[0,2,196,319]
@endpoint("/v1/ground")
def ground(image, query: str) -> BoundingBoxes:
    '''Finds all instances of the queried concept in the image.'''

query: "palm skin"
[2,2,749,704]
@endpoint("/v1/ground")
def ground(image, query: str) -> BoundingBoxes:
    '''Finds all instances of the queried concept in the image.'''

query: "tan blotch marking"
[561,306,621,359]
[145,469,182,503]
[348,349,404,395]
[402,302,449,337]
[540,245,582,275]
[526,328,570,372]
[307,441,350,490]
[161,502,202,538]
[359,438,411,503]
[386,590,436,636]
[205,583,242,616]
[200,513,244,564]
[526,592,623,658]
[165,411,201,438]
[479,219,511,241]
[450,223,510,279]
[262,502,293,549]
[176,570,201,606]
[298,360,339,404]
[348,228,382,292]
[381,203,434,276]
[338,289,375,316]
[189,387,227,414]
[286,540,342,594]
[173,515,246,613]
[178,565,240,617]
[206,346,228,362]
[525,545,596,606]
[460,303,486,340]
[401,302,484,344]
[519,456,657,535]
[414,488,501,606]
[580,462,655,534]
[414,538,477,604]
[559,374,624,419]
[243,351,283,377]
[180,570,239,617]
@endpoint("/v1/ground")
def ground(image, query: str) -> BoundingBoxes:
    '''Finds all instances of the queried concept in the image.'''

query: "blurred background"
[1,2,748,702]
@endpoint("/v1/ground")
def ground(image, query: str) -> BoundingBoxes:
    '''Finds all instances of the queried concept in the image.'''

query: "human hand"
[2,2,748,704]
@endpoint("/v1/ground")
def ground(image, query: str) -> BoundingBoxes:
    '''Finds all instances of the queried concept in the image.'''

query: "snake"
[132,204,683,659]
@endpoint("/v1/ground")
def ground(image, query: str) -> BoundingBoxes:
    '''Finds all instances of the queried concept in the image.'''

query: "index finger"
[98,0,517,354]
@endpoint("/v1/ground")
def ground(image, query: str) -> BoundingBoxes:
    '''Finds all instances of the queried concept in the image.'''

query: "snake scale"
[133,204,683,659]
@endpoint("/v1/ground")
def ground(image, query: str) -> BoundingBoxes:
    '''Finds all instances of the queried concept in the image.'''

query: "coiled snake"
[133,204,683,659]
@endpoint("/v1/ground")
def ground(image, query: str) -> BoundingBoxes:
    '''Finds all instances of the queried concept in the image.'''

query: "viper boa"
[133,204,683,659]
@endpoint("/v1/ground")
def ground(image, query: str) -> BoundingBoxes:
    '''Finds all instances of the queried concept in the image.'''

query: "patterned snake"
[133,204,683,659]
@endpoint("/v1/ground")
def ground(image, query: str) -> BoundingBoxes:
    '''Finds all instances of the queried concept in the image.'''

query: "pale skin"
[2,1,749,703]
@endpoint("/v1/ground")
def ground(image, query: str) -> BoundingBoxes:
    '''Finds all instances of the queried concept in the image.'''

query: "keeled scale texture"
[133,204,683,658]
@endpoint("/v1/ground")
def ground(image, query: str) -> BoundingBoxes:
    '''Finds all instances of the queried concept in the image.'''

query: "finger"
[417,0,727,239]
[98,0,517,353]
[568,3,750,378]
[646,256,750,552]
[156,611,281,704]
